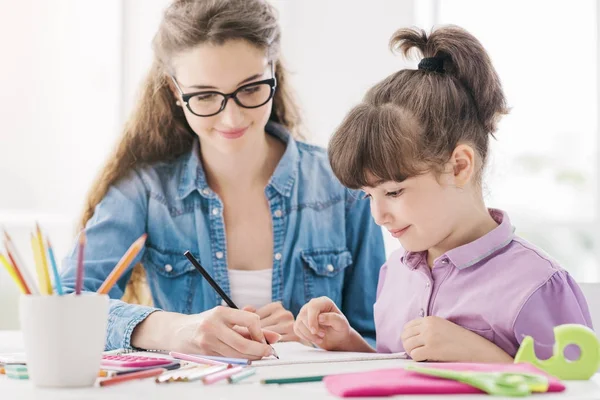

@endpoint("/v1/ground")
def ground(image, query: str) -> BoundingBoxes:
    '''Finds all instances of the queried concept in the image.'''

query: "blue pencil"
[46,238,64,295]
[193,354,250,365]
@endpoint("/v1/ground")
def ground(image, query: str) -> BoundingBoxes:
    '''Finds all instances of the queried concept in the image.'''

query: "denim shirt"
[60,122,385,350]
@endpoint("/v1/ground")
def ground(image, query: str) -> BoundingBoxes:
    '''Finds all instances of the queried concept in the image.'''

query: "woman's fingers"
[219,326,272,358]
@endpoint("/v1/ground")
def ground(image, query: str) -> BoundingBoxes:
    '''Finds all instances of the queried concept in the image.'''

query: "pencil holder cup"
[19,293,109,387]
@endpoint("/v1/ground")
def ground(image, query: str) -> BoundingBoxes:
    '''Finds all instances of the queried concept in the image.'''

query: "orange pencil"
[99,367,165,387]
[0,254,28,294]
[3,230,39,295]
[35,224,53,295]
[97,234,147,295]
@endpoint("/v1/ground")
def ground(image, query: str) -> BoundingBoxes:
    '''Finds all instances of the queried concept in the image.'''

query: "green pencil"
[261,375,325,384]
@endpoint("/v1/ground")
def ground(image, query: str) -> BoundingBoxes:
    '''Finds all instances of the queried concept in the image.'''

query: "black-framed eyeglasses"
[170,62,277,117]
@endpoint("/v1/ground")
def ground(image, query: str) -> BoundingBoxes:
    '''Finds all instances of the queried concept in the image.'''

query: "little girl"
[294,25,593,362]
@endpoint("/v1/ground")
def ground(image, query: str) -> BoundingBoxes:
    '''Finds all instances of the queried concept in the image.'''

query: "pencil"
[97,234,147,295]
[0,254,28,294]
[46,238,63,295]
[4,251,31,294]
[202,365,245,385]
[228,367,256,383]
[35,224,53,295]
[3,230,39,295]
[261,375,325,384]
[31,233,51,295]
[193,355,250,365]
[99,367,165,387]
[169,351,228,366]
[75,232,86,295]
[183,251,279,359]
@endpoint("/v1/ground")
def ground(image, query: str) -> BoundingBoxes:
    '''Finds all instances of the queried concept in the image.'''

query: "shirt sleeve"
[513,270,593,359]
[342,190,386,347]
[60,169,160,350]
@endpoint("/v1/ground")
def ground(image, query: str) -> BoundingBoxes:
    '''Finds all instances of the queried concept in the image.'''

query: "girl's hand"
[401,316,512,362]
[293,296,353,351]
[243,302,299,342]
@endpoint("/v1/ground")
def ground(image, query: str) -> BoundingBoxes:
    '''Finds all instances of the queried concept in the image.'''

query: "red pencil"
[5,253,31,295]
[75,232,86,295]
[99,367,166,387]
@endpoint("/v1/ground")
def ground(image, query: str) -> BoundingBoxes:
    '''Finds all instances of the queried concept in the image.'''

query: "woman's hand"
[132,307,280,360]
[243,302,299,342]
[401,316,513,363]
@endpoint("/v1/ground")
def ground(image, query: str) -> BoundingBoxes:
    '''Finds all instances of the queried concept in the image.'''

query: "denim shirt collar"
[177,121,300,200]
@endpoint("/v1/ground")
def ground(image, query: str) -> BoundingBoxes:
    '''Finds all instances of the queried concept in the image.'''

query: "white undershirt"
[227,268,273,309]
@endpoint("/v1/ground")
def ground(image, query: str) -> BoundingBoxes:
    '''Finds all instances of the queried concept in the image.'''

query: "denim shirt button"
[202,188,211,196]
[273,209,282,218]
[215,251,224,259]
[274,253,282,260]
[164,264,173,272]
[326,264,335,272]
[212,208,219,216]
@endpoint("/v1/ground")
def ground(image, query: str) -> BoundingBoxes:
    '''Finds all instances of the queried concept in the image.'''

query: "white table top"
[2,330,600,400]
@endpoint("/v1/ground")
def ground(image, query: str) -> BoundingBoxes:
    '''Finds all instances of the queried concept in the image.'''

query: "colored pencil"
[46,238,63,295]
[261,375,325,384]
[35,224,52,295]
[181,365,228,382]
[99,367,165,387]
[228,367,256,383]
[183,250,279,359]
[97,234,147,295]
[193,354,250,365]
[3,230,39,295]
[169,351,228,366]
[0,254,28,294]
[203,365,245,385]
[75,232,86,295]
[30,233,51,295]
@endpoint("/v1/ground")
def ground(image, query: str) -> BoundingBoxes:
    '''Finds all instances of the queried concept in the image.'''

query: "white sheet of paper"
[251,342,407,366]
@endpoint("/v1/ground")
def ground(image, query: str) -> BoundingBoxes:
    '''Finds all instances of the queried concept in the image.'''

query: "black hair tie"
[418,57,445,73]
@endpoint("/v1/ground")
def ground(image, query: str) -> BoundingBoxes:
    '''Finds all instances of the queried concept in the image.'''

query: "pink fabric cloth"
[324,363,565,397]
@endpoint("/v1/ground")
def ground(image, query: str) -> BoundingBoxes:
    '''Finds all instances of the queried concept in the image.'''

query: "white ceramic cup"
[19,293,109,387]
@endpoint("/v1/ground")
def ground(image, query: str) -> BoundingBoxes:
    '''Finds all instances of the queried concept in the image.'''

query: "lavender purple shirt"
[374,209,593,359]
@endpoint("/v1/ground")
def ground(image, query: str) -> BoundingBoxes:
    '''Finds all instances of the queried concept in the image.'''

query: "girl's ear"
[449,144,476,188]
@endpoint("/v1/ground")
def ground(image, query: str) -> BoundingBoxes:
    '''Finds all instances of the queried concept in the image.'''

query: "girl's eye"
[385,189,404,198]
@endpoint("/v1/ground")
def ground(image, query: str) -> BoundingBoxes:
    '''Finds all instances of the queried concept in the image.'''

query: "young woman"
[60,0,384,360]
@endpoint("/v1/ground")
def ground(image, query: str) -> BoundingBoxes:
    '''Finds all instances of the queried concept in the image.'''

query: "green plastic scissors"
[405,365,549,397]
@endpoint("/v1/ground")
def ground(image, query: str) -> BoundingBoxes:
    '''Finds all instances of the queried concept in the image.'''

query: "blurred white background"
[0,0,598,328]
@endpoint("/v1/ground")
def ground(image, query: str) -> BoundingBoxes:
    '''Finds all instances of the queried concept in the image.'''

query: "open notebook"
[251,342,407,366]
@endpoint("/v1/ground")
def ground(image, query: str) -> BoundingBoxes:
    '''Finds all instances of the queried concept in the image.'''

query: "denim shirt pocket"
[144,246,197,313]
[301,248,353,304]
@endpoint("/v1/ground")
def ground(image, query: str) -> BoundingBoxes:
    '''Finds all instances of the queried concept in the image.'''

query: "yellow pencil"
[0,254,27,294]
[31,234,51,295]
[35,224,52,295]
